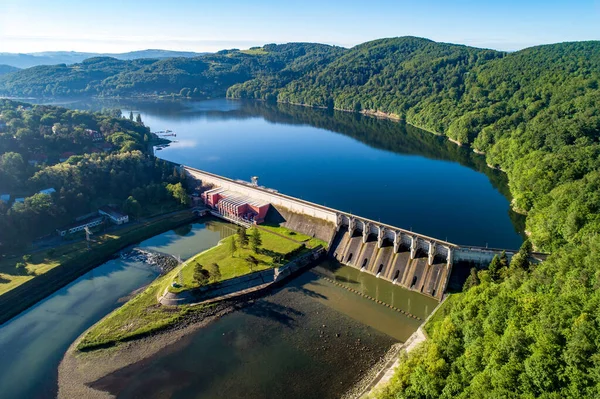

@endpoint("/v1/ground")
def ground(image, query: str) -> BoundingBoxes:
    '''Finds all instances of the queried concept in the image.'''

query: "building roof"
[0,194,9,203]
[99,205,127,219]
[216,190,269,208]
[57,215,104,232]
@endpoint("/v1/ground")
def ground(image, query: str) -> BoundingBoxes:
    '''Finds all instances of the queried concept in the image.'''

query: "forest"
[0,43,344,98]
[236,38,600,398]
[0,100,185,248]
[1,36,600,397]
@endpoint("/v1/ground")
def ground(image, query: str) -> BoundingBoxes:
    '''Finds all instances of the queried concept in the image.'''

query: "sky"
[0,0,599,54]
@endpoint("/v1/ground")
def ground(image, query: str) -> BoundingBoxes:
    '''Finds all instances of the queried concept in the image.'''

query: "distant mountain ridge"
[0,64,19,75]
[0,49,208,69]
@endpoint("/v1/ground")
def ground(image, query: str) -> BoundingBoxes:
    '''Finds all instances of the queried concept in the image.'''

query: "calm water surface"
[0,220,231,399]
[45,98,523,248]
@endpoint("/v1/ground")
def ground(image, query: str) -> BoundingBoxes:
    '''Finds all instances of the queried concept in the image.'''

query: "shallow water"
[0,220,232,399]
[90,268,427,399]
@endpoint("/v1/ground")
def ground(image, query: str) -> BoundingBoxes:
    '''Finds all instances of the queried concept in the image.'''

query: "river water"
[0,220,232,399]
[88,265,436,399]
[0,97,524,398]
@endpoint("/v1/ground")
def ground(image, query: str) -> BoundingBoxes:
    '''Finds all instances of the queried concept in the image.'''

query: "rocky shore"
[120,248,180,274]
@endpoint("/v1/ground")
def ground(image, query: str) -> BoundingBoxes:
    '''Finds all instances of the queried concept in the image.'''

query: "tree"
[488,255,501,281]
[463,267,480,290]
[123,196,142,219]
[250,228,262,253]
[245,255,259,272]
[193,262,209,286]
[237,227,249,248]
[229,236,238,257]
[136,113,143,124]
[22,254,32,263]
[510,239,532,271]
[499,250,508,268]
[208,263,221,283]
[129,111,134,121]
[166,182,190,206]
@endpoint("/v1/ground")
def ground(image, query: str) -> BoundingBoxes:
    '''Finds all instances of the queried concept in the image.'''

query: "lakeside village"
[0,123,179,243]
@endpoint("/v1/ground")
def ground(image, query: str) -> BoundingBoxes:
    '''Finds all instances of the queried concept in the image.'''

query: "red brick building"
[202,188,269,224]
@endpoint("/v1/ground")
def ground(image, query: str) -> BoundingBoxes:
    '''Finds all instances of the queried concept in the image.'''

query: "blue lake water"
[35,98,523,248]
[132,99,523,248]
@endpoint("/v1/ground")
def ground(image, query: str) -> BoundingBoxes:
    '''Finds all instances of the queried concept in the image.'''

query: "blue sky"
[0,0,598,53]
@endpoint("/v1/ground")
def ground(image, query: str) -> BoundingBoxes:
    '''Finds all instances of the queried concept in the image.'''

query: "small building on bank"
[202,188,270,224]
[99,206,129,225]
[56,215,104,237]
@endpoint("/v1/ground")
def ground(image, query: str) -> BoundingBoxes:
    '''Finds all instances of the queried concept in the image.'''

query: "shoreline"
[348,295,450,398]
[0,210,198,326]
[58,299,245,398]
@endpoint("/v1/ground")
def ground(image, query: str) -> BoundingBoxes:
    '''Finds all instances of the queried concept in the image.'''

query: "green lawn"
[258,224,327,249]
[0,210,195,296]
[240,48,268,55]
[171,226,306,292]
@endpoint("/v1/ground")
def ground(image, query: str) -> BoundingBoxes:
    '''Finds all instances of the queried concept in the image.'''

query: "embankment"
[0,211,198,325]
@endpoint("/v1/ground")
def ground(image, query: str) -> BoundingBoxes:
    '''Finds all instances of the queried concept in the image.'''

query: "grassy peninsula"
[76,224,325,351]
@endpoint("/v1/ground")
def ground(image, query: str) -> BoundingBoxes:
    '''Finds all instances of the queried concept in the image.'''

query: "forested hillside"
[0,100,185,247]
[0,65,19,76]
[230,38,600,398]
[0,43,344,98]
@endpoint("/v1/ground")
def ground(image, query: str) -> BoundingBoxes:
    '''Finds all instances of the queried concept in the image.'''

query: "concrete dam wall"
[329,228,450,300]
[183,165,544,301]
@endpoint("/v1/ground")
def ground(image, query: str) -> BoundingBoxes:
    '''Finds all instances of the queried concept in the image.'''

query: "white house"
[56,216,104,237]
[99,206,129,225]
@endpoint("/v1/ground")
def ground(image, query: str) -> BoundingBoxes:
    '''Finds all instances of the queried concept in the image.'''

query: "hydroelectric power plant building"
[203,187,270,224]
[187,166,544,300]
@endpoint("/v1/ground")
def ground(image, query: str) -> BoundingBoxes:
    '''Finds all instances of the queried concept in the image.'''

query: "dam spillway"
[183,165,534,301]
[329,228,450,299]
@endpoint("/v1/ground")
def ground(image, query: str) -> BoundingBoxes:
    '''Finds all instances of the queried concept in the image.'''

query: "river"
[0,219,233,399]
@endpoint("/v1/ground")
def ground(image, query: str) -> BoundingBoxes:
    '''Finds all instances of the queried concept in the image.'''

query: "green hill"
[0,64,19,76]
[0,43,344,98]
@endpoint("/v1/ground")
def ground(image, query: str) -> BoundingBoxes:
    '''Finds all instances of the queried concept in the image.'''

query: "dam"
[184,166,531,300]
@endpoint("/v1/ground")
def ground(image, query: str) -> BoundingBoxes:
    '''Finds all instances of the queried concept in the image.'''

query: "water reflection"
[27,97,524,248]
